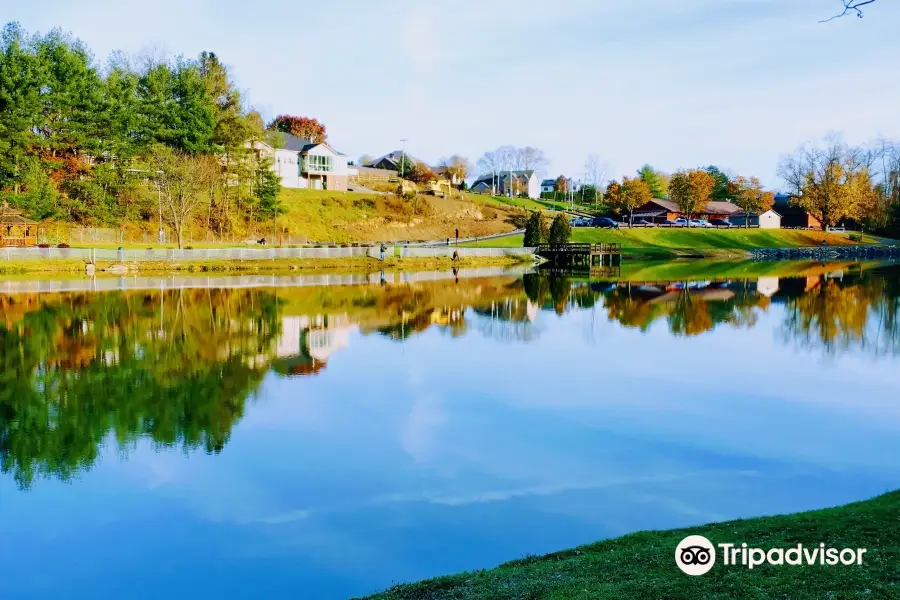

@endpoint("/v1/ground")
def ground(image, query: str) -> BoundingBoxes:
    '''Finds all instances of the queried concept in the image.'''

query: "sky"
[4,0,900,187]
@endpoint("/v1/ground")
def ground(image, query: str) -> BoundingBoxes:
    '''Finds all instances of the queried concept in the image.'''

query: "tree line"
[0,22,327,246]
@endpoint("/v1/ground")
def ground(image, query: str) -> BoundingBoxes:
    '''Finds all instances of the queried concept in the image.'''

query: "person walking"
[455,228,459,244]
[380,243,386,262]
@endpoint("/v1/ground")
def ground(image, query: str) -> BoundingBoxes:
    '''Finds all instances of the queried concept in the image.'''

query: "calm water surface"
[2,263,900,599]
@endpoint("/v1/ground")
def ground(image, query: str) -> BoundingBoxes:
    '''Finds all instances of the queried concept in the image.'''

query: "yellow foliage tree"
[668,169,715,226]
[727,176,775,228]
[778,136,879,230]
[618,176,652,226]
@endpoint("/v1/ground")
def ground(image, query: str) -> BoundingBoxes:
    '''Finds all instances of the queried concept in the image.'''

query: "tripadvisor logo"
[675,535,867,576]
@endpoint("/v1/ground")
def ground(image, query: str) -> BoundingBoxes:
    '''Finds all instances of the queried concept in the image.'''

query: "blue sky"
[5,0,900,187]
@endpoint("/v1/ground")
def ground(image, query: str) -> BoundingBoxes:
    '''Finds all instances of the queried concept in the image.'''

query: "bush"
[849,232,863,242]
[548,213,572,244]
[38,243,51,248]
[57,243,70,249]
[523,211,547,246]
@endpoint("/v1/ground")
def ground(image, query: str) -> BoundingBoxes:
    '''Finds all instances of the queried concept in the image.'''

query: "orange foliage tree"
[267,115,327,143]
[669,169,715,226]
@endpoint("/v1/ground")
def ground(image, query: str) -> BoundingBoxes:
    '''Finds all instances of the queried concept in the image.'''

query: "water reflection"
[2,264,899,491]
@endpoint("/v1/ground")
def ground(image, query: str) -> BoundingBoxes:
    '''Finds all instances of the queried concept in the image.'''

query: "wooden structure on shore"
[535,243,622,267]
[0,202,40,247]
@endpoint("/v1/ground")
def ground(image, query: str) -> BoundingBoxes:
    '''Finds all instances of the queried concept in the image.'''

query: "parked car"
[673,218,688,226]
[632,219,655,227]
[592,217,620,229]
[710,219,731,227]
[576,217,593,227]
[661,219,679,226]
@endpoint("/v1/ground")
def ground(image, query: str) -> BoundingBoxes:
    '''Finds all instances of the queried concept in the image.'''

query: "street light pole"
[400,138,408,177]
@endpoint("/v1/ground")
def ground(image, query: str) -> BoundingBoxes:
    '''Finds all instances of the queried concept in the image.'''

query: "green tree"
[523,211,546,246]
[637,164,668,198]
[703,165,731,201]
[548,212,572,244]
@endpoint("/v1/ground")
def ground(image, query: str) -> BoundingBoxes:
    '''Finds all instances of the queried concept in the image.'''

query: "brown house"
[632,198,742,222]
[773,193,821,229]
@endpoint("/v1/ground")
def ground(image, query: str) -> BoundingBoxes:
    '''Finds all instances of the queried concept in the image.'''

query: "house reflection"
[272,315,354,377]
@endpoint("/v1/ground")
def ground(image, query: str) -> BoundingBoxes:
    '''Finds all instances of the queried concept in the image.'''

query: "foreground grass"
[361,491,900,600]
[462,228,879,256]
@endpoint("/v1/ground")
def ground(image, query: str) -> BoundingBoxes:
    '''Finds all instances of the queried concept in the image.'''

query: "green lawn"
[473,194,567,213]
[462,228,879,253]
[360,490,900,600]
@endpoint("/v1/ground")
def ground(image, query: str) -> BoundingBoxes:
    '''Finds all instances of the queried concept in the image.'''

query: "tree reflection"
[779,271,900,358]
[0,289,281,489]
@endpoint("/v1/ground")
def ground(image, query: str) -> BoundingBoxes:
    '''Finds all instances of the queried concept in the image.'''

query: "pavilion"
[0,201,40,247]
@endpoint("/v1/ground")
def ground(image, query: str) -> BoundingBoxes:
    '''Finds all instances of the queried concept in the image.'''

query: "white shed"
[758,209,782,229]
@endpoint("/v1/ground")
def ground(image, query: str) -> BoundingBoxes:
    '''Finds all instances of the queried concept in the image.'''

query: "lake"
[2,261,899,599]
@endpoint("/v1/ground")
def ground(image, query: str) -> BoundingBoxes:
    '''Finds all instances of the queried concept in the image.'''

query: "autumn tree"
[439,155,471,185]
[777,135,878,230]
[727,176,775,228]
[605,180,621,207]
[405,162,436,184]
[637,164,668,198]
[266,115,327,143]
[617,176,653,226]
[150,146,216,248]
[554,175,568,196]
[548,212,572,244]
[669,169,716,227]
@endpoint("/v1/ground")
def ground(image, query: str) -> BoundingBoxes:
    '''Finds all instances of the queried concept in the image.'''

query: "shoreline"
[0,255,533,275]
[359,490,900,599]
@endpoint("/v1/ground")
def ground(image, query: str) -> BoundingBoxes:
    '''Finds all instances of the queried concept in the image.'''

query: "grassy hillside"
[463,228,877,252]
[360,490,900,600]
[276,189,523,243]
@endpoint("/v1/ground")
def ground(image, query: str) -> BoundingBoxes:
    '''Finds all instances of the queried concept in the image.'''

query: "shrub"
[57,243,70,249]
[38,243,51,248]
[523,211,548,246]
[548,213,572,244]
[849,232,863,242]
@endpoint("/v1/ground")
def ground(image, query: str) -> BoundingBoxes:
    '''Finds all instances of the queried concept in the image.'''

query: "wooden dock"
[535,243,622,266]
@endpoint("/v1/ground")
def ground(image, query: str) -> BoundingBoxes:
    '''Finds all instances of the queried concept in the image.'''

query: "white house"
[540,179,556,194]
[251,133,351,191]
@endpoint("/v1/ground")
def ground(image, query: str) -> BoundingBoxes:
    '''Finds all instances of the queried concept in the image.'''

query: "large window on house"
[306,155,332,172]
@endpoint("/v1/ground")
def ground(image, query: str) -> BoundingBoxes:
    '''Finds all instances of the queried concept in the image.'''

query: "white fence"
[1,245,535,262]
[0,265,535,295]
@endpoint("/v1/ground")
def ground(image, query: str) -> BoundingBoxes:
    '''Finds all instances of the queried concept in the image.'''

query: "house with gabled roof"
[470,170,540,199]
[251,133,351,191]
[365,150,425,172]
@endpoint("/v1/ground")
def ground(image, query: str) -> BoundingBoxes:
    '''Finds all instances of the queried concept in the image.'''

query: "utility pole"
[400,138,408,178]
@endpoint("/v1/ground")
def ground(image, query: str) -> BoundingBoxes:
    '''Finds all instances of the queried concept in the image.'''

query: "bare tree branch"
[820,0,876,23]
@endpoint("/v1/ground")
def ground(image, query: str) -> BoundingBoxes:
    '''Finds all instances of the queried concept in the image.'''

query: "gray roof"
[541,179,556,186]
[272,132,314,151]
[473,170,535,186]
